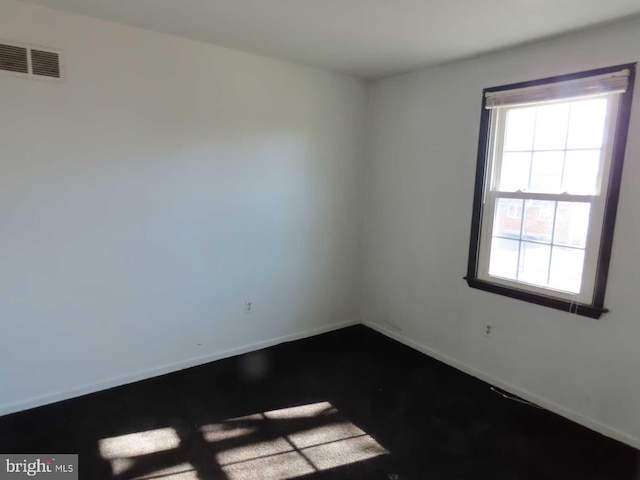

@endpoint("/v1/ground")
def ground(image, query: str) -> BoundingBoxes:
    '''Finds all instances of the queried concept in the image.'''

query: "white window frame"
[466,64,636,318]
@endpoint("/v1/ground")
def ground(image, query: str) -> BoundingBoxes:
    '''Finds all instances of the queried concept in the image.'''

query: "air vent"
[0,41,63,81]
[0,43,29,74]
[31,49,61,78]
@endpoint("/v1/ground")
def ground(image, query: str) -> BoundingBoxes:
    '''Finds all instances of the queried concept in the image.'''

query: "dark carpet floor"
[0,325,637,480]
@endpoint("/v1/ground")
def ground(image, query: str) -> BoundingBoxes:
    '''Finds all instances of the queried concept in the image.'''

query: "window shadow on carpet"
[98,401,393,480]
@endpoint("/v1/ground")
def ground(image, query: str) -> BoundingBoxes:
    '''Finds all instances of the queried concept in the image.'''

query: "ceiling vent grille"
[0,43,28,74]
[31,49,61,78]
[0,41,63,81]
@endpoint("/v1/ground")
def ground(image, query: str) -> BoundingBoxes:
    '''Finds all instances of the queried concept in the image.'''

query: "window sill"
[464,277,608,319]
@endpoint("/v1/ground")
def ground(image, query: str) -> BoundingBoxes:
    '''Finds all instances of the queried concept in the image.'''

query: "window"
[505,202,523,219]
[466,64,636,318]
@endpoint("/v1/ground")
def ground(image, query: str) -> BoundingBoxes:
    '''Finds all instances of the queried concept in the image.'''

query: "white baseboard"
[0,320,357,417]
[363,320,640,451]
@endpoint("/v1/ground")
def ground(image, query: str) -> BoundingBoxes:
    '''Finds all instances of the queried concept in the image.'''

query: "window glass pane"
[534,103,570,151]
[493,198,522,239]
[504,107,536,151]
[567,99,608,150]
[518,242,551,287]
[529,151,564,193]
[562,150,601,195]
[489,238,519,280]
[549,246,585,293]
[522,200,554,243]
[498,152,530,192]
[554,202,591,248]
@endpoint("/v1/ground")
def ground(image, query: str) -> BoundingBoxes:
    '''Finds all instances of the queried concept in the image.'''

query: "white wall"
[0,1,367,414]
[362,18,640,448]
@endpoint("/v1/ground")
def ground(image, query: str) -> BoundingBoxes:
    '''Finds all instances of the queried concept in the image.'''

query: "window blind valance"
[484,69,630,109]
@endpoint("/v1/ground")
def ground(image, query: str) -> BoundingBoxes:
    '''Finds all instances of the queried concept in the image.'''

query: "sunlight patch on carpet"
[98,401,387,480]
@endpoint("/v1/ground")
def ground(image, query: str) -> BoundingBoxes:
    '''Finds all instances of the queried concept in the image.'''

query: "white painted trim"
[363,320,640,450]
[0,320,357,417]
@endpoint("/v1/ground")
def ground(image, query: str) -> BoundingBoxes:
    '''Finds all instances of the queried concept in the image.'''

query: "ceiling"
[23,0,640,79]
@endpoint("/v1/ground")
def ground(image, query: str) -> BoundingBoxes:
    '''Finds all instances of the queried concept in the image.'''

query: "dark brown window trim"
[466,63,637,319]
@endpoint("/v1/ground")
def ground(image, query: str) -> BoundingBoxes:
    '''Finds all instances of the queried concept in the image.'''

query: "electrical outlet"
[245,301,253,314]
[484,323,493,338]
